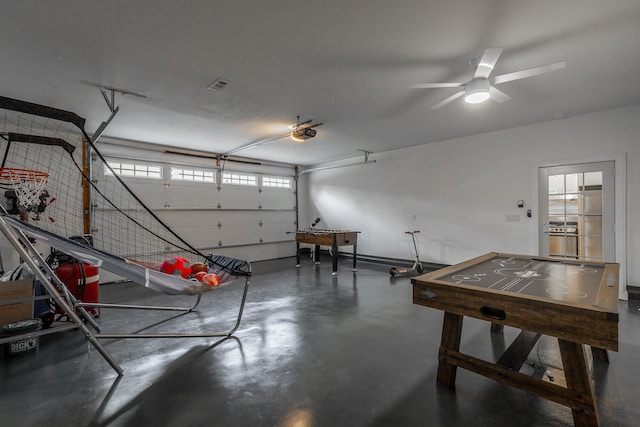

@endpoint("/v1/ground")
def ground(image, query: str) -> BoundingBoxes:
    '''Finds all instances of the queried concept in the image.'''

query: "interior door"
[538,161,615,262]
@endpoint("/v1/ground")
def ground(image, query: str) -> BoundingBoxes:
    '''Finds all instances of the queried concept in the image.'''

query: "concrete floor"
[1,255,639,427]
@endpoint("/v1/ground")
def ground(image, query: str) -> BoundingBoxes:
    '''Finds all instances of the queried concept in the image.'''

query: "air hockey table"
[412,252,619,427]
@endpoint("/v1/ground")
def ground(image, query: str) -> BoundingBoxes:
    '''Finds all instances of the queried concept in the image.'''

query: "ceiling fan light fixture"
[464,90,490,104]
[412,48,566,109]
[464,78,491,104]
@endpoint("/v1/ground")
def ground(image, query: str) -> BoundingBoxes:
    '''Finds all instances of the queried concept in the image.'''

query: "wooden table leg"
[437,312,464,389]
[352,242,358,271]
[496,330,541,371]
[558,339,600,427]
[490,322,504,335]
[591,347,609,364]
[331,235,338,274]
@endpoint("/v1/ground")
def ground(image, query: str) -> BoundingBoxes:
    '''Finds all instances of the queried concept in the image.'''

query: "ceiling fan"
[411,48,566,109]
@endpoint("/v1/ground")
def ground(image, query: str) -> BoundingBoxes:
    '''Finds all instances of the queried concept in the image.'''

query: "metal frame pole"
[0,214,123,375]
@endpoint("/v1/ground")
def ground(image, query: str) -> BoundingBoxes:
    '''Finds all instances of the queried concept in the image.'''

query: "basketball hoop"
[0,167,49,211]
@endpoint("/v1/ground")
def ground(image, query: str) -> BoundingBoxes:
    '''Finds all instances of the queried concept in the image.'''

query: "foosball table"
[295,229,360,275]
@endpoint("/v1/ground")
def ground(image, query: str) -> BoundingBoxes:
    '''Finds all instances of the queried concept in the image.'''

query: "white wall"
[300,104,640,297]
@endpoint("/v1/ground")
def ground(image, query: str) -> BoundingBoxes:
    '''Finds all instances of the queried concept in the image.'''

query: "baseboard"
[333,250,448,272]
[279,247,449,272]
[627,286,640,301]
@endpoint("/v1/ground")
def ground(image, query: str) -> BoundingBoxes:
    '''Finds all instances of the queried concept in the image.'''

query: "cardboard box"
[0,279,33,327]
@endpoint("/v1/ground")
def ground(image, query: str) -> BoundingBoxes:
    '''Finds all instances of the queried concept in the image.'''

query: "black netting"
[0,95,236,273]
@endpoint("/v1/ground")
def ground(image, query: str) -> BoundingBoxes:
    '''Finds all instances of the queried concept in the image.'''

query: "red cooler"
[54,262,100,319]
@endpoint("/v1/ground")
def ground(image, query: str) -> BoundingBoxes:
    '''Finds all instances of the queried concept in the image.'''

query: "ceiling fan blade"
[489,86,512,103]
[474,48,503,79]
[493,61,566,85]
[411,82,464,89]
[431,90,465,109]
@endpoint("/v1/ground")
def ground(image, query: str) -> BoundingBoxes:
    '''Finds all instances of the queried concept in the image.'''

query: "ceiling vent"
[208,78,230,91]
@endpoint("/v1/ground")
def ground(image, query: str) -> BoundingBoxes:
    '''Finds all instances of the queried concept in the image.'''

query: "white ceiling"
[2,1,640,166]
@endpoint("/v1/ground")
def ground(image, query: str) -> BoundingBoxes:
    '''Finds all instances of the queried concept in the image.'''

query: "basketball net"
[0,168,49,211]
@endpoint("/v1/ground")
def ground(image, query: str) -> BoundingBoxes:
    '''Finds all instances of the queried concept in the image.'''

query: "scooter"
[389,230,425,277]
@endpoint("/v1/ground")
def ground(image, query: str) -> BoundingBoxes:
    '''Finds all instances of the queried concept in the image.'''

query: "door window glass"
[546,171,603,262]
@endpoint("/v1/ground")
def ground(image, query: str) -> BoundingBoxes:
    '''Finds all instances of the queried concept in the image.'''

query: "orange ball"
[194,271,207,282]
[202,273,221,286]
[191,262,208,274]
